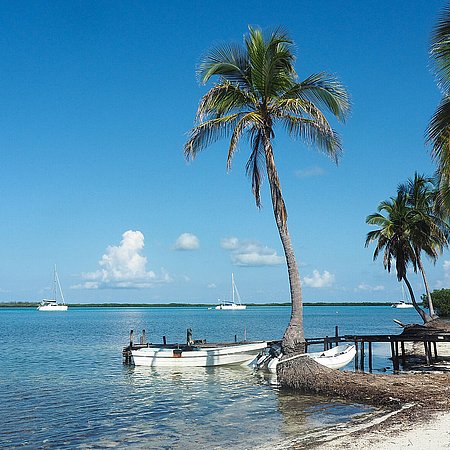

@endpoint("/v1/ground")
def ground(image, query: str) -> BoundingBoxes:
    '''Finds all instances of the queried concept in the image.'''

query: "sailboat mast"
[54,265,66,305]
[231,273,235,303]
[53,265,57,301]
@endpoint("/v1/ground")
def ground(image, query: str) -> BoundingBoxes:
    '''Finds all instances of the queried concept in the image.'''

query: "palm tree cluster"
[365,174,450,323]
[184,26,350,353]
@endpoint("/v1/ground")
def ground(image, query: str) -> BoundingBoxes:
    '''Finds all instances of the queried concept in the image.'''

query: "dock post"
[354,341,359,371]
[187,328,193,345]
[235,334,237,343]
[390,341,395,371]
[390,341,399,372]
[368,341,373,373]
[140,329,146,345]
[324,336,328,351]
[424,341,431,365]
[360,341,365,372]
[163,336,167,345]
[401,341,406,366]
[335,326,339,338]
[130,330,134,348]
[433,342,438,361]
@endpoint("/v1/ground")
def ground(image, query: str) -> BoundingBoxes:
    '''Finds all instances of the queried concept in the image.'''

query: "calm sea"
[0,305,418,449]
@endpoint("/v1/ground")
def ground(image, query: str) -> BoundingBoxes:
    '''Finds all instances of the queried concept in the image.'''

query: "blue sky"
[1,1,448,304]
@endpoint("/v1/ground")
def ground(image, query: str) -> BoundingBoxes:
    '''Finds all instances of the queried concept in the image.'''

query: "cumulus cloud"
[303,270,335,288]
[173,233,200,251]
[221,237,284,266]
[74,230,172,289]
[356,282,385,292]
[295,166,325,178]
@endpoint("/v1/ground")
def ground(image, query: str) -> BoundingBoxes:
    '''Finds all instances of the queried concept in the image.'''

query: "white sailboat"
[215,273,247,310]
[391,282,414,309]
[37,266,68,311]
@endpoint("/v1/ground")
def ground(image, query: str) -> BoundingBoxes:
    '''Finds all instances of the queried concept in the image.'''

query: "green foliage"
[425,289,450,316]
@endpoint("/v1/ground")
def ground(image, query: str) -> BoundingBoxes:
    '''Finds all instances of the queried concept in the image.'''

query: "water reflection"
[119,364,373,450]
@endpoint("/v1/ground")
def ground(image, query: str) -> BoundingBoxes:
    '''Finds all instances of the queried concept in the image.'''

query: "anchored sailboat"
[37,266,68,311]
[215,273,247,310]
[391,282,414,309]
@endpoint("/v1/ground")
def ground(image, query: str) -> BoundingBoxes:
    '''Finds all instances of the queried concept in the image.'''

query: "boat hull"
[37,304,68,311]
[215,304,246,310]
[391,303,414,309]
[266,344,356,372]
[132,342,267,367]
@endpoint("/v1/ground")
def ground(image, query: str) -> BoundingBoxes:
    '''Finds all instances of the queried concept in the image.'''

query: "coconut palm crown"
[365,188,446,323]
[398,173,449,317]
[184,27,350,353]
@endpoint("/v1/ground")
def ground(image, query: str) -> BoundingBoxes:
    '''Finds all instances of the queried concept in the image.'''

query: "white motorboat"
[261,344,356,373]
[37,266,68,311]
[131,341,268,367]
[391,283,414,309]
[215,273,247,310]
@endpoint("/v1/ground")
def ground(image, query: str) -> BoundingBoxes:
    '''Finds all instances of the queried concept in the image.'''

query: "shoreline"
[269,343,450,449]
[266,407,450,449]
[0,302,397,308]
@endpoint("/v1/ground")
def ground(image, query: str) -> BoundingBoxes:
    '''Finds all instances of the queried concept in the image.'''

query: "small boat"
[37,266,68,311]
[131,341,268,367]
[215,273,247,310]
[260,344,356,373]
[391,283,414,309]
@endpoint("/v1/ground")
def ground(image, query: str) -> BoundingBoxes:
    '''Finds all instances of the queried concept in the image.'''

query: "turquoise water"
[0,306,418,449]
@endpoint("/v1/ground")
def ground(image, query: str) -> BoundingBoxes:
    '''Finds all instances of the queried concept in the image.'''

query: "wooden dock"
[123,326,450,372]
[305,326,450,372]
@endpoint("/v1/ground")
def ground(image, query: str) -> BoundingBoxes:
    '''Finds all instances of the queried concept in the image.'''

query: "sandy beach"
[266,342,450,450]
[316,411,450,449]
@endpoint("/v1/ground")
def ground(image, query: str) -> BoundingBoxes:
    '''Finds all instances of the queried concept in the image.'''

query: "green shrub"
[425,289,450,316]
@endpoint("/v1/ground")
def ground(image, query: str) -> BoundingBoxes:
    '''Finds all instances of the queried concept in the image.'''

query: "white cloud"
[356,282,385,292]
[303,270,335,288]
[295,166,325,178]
[436,260,450,289]
[221,237,284,266]
[173,233,200,251]
[208,283,217,289]
[220,237,239,250]
[74,230,173,289]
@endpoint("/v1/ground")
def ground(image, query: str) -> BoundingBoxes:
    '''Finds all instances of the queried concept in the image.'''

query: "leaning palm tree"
[184,27,350,354]
[398,173,449,318]
[366,192,433,323]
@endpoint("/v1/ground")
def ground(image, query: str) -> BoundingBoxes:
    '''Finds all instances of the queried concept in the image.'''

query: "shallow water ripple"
[0,306,416,448]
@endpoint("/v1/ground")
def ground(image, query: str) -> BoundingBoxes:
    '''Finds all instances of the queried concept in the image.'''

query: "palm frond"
[184,114,243,160]
[246,26,295,99]
[430,4,450,92]
[227,113,262,169]
[196,81,256,122]
[279,115,342,163]
[198,43,249,86]
[245,129,265,207]
[293,73,350,122]
[426,95,450,169]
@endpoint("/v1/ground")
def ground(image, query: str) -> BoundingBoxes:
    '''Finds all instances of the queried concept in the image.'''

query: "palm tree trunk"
[402,275,432,323]
[417,257,438,319]
[263,130,305,354]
